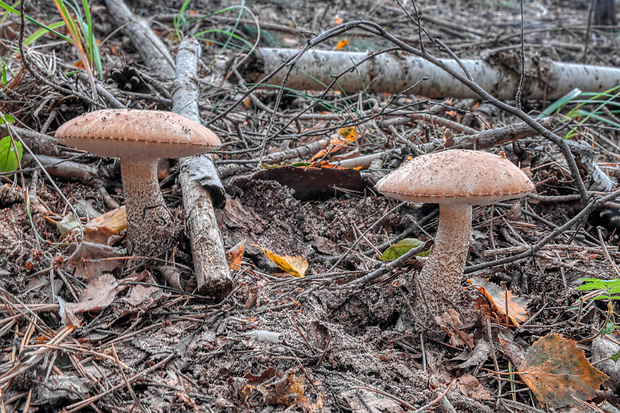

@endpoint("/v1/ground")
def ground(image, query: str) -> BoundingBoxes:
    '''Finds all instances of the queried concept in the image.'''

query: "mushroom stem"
[120,157,175,255]
[417,203,472,314]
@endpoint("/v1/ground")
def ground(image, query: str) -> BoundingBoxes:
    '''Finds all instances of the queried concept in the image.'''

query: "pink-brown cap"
[55,109,221,159]
[375,149,534,205]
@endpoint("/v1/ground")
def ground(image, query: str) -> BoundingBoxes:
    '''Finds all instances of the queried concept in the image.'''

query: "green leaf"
[380,238,429,262]
[611,349,620,363]
[0,114,15,124]
[601,322,617,336]
[0,136,23,172]
[57,212,80,235]
[576,279,611,291]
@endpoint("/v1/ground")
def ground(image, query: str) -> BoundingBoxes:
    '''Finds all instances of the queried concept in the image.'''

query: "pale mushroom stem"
[417,203,472,315]
[120,157,174,255]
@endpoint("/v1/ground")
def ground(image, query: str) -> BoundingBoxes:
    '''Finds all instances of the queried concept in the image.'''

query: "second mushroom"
[375,149,534,315]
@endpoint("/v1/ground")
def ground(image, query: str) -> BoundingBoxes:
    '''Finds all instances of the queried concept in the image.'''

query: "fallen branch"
[104,0,231,296]
[218,138,330,179]
[173,38,232,298]
[2,125,58,156]
[217,20,590,208]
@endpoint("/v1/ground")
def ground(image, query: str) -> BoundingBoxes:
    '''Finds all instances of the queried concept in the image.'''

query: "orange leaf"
[469,277,530,325]
[518,334,608,408]
[260,247,308,277]
[226,239,245,270]
[336,39,349,50]
[311,148,328,161]
[84,207,127,245]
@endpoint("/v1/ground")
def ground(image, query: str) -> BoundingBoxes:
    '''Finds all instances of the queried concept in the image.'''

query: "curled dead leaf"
[469,277,530,325]
[84,206,127,245]
[226,239,245,270]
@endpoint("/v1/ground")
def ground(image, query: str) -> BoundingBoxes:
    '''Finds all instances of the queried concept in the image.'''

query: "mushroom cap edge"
[375,149,534,205]
[55,109,221,159]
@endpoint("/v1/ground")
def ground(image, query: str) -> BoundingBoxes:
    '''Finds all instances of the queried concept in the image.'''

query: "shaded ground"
[1,0,620,411]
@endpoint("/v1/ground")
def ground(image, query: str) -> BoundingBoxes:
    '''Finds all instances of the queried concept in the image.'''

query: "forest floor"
[1,0,620,412]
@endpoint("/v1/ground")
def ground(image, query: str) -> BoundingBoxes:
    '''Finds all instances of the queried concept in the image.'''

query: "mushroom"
[55,109,221,255]
[375,149,534,314]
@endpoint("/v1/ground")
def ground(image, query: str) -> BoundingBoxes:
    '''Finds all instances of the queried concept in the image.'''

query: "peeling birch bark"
[239,48,620,100]
[173,38,232,298]
[105,0,175,79]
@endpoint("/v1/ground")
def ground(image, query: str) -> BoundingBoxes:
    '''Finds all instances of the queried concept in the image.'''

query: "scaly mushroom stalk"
[120,157,174,255]
[417,203,472,314]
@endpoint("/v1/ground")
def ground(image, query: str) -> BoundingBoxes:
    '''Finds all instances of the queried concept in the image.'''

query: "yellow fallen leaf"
[338,126,357,142]
[260,247,308,277]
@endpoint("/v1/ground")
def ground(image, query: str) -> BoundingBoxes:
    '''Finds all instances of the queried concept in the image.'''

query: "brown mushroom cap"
[375,149,534,205]
[55,109,221,158]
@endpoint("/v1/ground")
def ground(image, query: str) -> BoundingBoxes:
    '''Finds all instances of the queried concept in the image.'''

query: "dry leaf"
[456,373,491,401]
[518,334,608,408]
[251,166,364,201]
[122,284,161,309]
[454,339,492,369]
[260,247,308,277]
[469,277,530,325]
[63,273,119,315]
[435,309,474,348]
[65,241,125,280]
[226,239,245,270]
[239,368,305,407]
[498,331,526,368]
[84,206,127,245]
[159,265,182,290]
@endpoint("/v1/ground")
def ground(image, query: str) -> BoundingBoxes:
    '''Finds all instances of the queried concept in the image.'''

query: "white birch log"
[239,48,620,100]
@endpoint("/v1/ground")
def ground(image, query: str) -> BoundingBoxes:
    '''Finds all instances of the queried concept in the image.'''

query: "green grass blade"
[539,88,582,118]
[0,0,72,42]
[24,20,65,46]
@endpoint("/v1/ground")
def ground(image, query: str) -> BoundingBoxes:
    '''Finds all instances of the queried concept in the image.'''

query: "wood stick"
[173,38,232,298]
